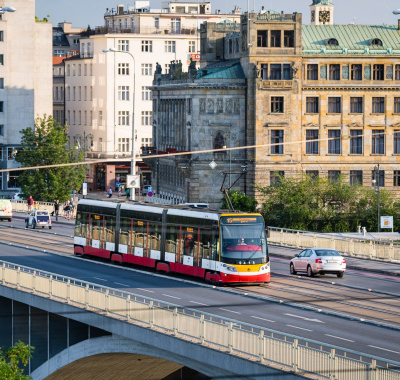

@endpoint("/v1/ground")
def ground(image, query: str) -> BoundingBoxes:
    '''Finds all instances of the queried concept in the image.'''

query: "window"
[154,18,159,29]
[141,40,152,52]
[118,138,129,152]
[118,86,130,101]
[284,30,294,47]
[328,130,341,154]
[260,64,268,79]
[350,97,363,113]
[329,64,340,80]
[270,171,284,186]
[372,129,385,154]
[395,98,400,113]
[142,86,152,100]
[67,64,70,76]
[257,30,268,47]
[118,111,129,126]
[84,111,87,125]
[372,169,384,187]
[396,64,400,80]
[373,64,384,80]
[73,87,76,101]
[118,40,129,51]
[188,41,196,53]
[0,78,4,89]
[72,64,76,76]
[371,38,383,47]
[327,38,339,46]
[351,64,362,80]
[141,63,153,76]
[141,111,152,125]
[165,41,176,53]
[306,130,319,154]
[394,130,400,154]
[99,111,103,126]
[350,170,363,186]
[350,130,363,154]
[328,170,341,182]
[394,171,400,186]
[0,31,3,41]
[306,97,319,113]
[271,97,284,113]
[118,63,129,75]
[271,130,284,154]
[90,86,93,101]
[270,30,281,47]
[0,54,4,65]
[372,97,385,113]
[78,64,81,76]
[78,111,81,125]
[84,86,87,101]
[0,124,3,136]
[78,86,81,101]
[306,170,319,179]
[270,64,281,80]
[0,101,4,112]
[84,64,87,76]
[328,97,341,113]
[307,64,318,80]
[7,170,19,188]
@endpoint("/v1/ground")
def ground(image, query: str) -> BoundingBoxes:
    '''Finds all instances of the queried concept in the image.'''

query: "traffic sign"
[86,173,90,179]
[147,191,154,197]
[148,186,153,192]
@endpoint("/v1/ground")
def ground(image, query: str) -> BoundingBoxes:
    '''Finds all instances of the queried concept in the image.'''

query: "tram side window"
[119,218,130,246]
[91,215,103,240]
[105,217,115,243]
[74,211,86,237]
[165,225,178,253]
[134,220,145,248]
[148,222,161,251]
[183,229,197,256]
[199,229,215,260]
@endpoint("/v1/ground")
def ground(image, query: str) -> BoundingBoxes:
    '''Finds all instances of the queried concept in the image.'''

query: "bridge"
[1,260,399,380]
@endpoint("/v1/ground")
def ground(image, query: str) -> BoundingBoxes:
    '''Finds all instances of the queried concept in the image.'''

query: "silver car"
[290,248,346,278]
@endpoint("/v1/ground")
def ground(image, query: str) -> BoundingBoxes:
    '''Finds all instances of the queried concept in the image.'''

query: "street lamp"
[0,6,16,15]
[103,47,136,200]
[374,164,381,232]
[222,131,231,187]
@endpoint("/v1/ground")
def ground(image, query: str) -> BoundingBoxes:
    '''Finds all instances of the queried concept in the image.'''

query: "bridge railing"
[11,200,54,213]
[1,260,399,380]
[268,227,400,261]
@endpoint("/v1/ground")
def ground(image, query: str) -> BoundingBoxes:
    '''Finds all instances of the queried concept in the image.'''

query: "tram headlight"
[223,264,238,272]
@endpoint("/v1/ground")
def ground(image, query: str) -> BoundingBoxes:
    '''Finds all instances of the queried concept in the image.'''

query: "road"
[0,217,399,365]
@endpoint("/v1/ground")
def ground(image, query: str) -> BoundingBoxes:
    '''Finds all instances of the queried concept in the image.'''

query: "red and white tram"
[74,199,270,284]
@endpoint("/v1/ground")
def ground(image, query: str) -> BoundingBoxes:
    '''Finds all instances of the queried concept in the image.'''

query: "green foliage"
[15,115,86,202]
[0,341,34,380]
[35,15,50,22]
[257,174,400,232]
[221,190,257,212]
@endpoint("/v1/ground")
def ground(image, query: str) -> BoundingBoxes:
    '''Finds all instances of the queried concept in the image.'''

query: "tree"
[221,190,257,212]
[15,115,86,202]
[0,341,34,380]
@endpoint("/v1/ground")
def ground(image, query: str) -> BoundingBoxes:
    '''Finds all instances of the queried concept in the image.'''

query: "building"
[65,1,241,193]
[150,0,400,206]
[0,0,52,197]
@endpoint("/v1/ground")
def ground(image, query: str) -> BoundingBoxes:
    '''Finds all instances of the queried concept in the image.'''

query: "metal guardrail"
[1,261,399,380]
[268,227,400,262]
[11,200,54,213]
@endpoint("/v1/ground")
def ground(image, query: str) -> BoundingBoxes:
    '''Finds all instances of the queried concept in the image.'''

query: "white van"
[0,199,12,222]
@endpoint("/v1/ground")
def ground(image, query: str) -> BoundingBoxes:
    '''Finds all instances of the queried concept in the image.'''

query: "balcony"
[94,26,197,35]
[261,80,293,89]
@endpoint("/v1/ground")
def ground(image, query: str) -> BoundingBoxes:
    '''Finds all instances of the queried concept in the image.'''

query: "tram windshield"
[220,215,268,265]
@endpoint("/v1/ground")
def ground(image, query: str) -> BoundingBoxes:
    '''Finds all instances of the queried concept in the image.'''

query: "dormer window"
[327,38,339,46]
[371,38,383,47]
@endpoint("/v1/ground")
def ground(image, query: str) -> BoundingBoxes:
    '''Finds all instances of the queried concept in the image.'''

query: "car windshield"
[315,250,340,257]
[37,211,48,216]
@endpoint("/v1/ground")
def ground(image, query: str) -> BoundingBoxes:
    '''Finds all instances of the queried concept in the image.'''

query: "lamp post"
[0,6,16,16]
[103,47,136,200]
[222,131,232,187]
[374,164,381,232]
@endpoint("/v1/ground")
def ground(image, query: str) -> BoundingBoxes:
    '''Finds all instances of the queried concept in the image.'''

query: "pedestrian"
[27,195,34,212]
[118,188,122,198]
[69,197,75,218]
[54,199,60,221]
[63,201,71,219]
[125,188,130,199]
[107,187,113,198]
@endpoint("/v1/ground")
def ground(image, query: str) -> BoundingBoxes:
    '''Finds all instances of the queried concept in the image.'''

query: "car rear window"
[315,250,340,257]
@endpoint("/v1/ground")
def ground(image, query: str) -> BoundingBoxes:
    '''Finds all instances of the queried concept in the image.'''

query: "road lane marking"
[115,282,130,287]
[137,288,154,293]
[286,325,313,332]
[162,294,181,300]
[325,334,355,342]
[219,308,241,314]
[251,316,276,323]
[285,313,324,323]
[368,345,400,354]
[190,301,209,306]
[93,277,107,282]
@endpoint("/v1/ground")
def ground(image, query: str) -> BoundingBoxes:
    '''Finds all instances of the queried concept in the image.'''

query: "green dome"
[312,0,333,5]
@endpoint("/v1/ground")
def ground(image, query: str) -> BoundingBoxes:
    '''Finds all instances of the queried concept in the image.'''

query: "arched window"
[371,38,383,47]
[327,38,339,46]
[214,132,225,150]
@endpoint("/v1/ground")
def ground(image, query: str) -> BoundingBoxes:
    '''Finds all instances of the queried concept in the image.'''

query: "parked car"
[290,248,346,278]
[12,192,24,201]
[142,185,151,196]
[25,209,52,229]
[0,199,12,222]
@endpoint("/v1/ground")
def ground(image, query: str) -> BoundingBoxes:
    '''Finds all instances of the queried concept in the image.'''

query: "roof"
[53,27,70,47]
[198,60,246,79]
[53,57,66,65]
[302,24,400,54]
[312,0,333,5]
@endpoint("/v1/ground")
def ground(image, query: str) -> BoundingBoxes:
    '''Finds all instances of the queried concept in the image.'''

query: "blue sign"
[116,182,121,188]
[148,186,153,192]
[147,191,154,198]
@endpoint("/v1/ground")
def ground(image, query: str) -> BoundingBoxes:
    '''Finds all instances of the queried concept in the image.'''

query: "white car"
[290,248,346,278]
[25,209,52,229]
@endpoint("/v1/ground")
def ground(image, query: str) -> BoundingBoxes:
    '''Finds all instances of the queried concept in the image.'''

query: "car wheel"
[337,272,344,278]
[290,263,297,275]
[8,218,11,222]
[49,226,52,230]
[307,265,314,277]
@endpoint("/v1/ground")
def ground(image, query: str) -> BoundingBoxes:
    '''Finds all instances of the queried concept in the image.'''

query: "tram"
[73,199,270,284]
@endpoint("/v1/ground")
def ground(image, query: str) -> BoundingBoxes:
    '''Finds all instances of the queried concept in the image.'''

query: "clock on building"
[319,10,330,23]
[311,10,315,22]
